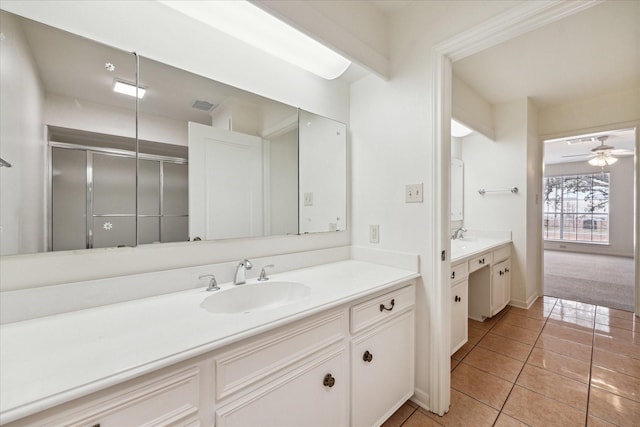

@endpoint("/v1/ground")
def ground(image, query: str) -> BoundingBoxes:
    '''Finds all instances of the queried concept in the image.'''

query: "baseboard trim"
[509,292,539,309]
[410,388,431,413]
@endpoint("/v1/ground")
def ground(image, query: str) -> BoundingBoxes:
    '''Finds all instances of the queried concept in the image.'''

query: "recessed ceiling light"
[159,0,351,80]
[113,80,146,98]
[451,119,473,138]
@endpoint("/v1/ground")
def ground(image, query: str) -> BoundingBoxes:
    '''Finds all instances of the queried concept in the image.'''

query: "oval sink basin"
[200,281,310,314]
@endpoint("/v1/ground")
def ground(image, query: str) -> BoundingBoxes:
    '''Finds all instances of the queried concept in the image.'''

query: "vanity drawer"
[493,245,511,262]
[214,310,345,400]
[450,262,469,284]
[11,366,201,427]
[468,252,492,273]
[350,284,415,334]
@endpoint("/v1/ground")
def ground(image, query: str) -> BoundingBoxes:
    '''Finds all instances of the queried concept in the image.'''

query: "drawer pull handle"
[451,271,455,279]
[479,258,485,264]
[379,299,395,312]
[323,373,336,388]
[363,350,373,362]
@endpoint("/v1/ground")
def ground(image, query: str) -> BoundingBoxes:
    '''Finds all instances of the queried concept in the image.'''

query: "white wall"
[544,157,634,257]
[452,75,494,140]
[539,88,640,137]
[349,0,522,410]
[462,98,540,308]
[0,11,46,255]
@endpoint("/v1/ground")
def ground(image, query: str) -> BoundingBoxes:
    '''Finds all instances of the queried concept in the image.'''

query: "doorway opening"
[542,127,637,311]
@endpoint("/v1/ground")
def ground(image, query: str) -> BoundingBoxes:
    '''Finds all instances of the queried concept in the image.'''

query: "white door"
[188,122,263,241]
[351,311,415,427]
[451,280,468,354]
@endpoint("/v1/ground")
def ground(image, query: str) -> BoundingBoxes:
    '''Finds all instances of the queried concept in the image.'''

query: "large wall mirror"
[0,10,347,256]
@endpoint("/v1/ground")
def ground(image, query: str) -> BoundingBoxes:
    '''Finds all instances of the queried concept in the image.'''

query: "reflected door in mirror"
[189,123,264,240]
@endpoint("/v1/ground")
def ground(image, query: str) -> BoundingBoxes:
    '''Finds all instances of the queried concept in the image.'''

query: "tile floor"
[383,296,640,427]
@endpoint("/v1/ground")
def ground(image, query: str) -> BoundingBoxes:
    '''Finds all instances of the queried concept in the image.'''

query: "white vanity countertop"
[0,260,419,423]
[450,236,511,263]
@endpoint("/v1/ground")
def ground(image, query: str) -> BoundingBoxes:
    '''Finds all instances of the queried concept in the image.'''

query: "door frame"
[429,0,602,415]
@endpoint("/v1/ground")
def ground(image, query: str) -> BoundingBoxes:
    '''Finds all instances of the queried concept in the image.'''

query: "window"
[543,173,609,243]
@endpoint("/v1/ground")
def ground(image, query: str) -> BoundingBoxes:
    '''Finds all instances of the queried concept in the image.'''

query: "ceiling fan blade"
[613,151,635,157]
[561,153,591,158]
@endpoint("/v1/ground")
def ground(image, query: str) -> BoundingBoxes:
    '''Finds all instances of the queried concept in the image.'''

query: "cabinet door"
[491,259,511,315]
[215,348,347,427]
[352,311,415,427]
[451,280,468,355]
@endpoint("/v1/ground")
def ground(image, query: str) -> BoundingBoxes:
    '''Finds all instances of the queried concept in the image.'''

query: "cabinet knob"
[499,270,504,276]
[363,350,373,362]
[451,271,456,279]
[323,373,336,388]
[505,267,510,273]
[379,299,395,312]
[455,295,462,302]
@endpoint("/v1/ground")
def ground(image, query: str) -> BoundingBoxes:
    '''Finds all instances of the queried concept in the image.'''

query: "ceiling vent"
[192,100,216,111]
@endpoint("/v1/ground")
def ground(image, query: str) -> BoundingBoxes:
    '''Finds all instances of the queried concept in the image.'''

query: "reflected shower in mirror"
[0,10,347,256]
[1,10,138,255]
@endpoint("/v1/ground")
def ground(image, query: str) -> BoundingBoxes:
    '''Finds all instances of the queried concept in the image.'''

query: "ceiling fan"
[561,135,634,166]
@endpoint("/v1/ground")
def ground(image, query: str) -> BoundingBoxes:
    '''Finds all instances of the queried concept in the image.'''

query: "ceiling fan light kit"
[588,153,618,167]
[587,136,618,167]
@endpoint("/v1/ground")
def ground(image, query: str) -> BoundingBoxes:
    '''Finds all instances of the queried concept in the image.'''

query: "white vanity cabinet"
[350,286,415,427]
[6,363,203,427]
[450,262,469,355]
[4,281,416,427]
[213,310,349,427]
[491,258,511,316]
[468,244,512,321]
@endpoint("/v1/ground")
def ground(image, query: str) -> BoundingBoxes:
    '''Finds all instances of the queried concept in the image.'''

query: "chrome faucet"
[233,259,253,285]
[199,274,219,291]
[258,264,275,281]
[451,227,467,240]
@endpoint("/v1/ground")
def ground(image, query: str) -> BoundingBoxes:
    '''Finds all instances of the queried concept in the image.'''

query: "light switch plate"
[405,183,423,203]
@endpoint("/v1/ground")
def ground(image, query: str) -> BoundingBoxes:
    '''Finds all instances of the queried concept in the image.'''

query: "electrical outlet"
[369,224,379,244]
[304,192,313,206]
[405,183,423,203]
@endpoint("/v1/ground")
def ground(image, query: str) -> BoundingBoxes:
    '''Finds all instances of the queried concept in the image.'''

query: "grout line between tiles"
[584,304,598,426]
[490,298,558,427]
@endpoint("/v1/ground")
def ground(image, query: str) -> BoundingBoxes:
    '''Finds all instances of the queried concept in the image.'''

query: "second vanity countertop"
[450,234,512,263]
[0,260,419,423]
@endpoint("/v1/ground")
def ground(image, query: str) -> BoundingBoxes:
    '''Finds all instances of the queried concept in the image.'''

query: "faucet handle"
[199,274,219,291]
[243,259,253,270]
[258,264,275,281]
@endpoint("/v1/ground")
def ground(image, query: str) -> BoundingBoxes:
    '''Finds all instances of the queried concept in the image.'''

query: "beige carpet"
[544,250,635,312]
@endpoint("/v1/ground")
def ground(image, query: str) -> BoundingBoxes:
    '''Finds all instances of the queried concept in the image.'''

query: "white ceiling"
[452,1,639,165]
[543,128,635,165]
[453,1,640,109]
[370,0,413,16]
[16,12,297,127]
